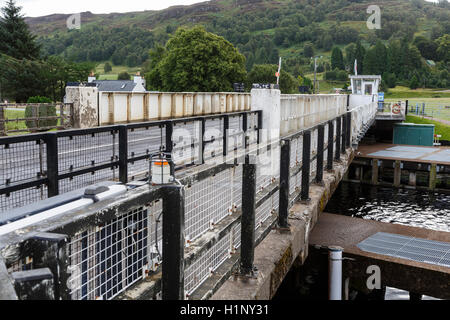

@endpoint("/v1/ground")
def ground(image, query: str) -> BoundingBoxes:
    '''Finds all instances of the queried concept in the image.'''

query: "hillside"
[24,0,450,82]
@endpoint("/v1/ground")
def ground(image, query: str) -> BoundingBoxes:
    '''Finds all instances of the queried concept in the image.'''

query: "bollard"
[329,246,343,300]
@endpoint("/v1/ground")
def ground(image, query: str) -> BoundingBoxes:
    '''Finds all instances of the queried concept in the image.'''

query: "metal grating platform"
[357,232,450,268]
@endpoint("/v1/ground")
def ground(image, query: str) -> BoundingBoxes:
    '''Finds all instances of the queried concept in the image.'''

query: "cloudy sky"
[0,0,443,17]
[1,0,207,17]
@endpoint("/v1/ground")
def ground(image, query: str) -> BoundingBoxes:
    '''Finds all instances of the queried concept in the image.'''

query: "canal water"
[274,182,449,300]
[324,181,450,232]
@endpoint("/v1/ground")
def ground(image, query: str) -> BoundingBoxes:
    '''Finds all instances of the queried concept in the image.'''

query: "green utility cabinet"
[393,123,435,146]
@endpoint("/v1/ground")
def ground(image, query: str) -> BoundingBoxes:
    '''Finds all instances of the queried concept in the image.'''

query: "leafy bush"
[25,96,57,131]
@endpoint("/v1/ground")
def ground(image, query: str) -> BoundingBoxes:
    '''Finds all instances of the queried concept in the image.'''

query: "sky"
[0,0,443,17]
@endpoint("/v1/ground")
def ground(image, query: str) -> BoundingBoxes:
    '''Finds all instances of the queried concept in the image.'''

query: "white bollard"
[329,246,343,300]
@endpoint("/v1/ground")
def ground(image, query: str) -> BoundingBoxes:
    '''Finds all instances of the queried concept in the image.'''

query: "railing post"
[0,106,6,136]
[327,120,334,171]
[301,130,311,202]
[257,110,263,145]
[118,125,128,184]
[223,115,229,159]
[240,154,256,275]
[341,115,346,154]
[165,121,173,154]
[346,112,352,148]
[242,113,248,149]
[200,118,206,164]
[162,184,185,300]
[278,139,290,229]
[46,132,59,197]
[335,116,341,161]
[316,124,324,183]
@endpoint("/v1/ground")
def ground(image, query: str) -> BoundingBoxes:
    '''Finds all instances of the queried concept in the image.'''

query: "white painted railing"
[350,102,378,144]
[280,94,347,136]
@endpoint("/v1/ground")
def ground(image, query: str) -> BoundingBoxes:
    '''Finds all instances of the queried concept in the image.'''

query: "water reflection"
[325,182,450,232]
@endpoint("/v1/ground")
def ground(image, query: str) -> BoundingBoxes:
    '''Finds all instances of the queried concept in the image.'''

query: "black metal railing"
[0,111,261,218]
[0,110,356,301]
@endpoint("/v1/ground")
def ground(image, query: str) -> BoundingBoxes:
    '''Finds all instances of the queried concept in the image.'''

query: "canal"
[274,181,449,300]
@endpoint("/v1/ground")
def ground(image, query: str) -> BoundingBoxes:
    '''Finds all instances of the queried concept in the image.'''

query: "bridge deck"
[310,213,450,299]
[356,143,450,165]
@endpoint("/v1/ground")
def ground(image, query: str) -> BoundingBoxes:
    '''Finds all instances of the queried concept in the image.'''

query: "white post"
[251,88,281,179]
[329,246,343,300]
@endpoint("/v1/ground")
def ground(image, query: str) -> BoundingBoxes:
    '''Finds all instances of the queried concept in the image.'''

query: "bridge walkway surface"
[310,213,450,300]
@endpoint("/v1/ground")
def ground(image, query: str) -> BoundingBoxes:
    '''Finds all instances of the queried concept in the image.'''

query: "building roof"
[349,75,381,80]
[92,80,138,92]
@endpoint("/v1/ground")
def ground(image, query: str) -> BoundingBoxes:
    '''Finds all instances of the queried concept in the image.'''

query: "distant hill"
[24,0,450,76]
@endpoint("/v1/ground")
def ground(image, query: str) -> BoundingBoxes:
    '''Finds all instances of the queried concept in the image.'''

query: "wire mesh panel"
[184,232,231,297]
[148,200,163,271]
[0,185,48,220]
[0,139,46,187]
[58,130,118,175]
[232,222,241,251]
[311,128,318,156]
[128,125,165,180]
[204,118,224,164]
[247,112,259,147]
[228,115,244,154]
[59,168,117,194]
[255,196,272,231]
[67,206,150,300]
[256,164,272,192]
[232,165,243,211]
[310,159,317,183]
[184,167,234,242]
[173,121,201,166]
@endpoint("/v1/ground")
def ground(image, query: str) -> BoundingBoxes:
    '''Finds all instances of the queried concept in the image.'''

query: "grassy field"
[385,86,450,99]
[95,63,142,81]
[385,88,450,121]
[4,109,27,132]
[405,115,450,141]
[4,109,61,135]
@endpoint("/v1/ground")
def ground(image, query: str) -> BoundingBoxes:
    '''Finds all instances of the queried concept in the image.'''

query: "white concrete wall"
[96,92,251,125]
[280,94,347,136]
[65,86,99,128]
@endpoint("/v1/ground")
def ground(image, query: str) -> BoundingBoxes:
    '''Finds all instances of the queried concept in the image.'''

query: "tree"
[436,34,450,62]
[303,43,314,58]
[104,62,112,73]
[331,47,345,70]
[0,0,40,59]
[149,26,247,92]
[409,75,419,89]
[355,41,365,74]
[246,64,298,94]
[118,71,131,80]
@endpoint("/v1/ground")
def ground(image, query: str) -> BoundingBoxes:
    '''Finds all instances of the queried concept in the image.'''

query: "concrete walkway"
[310,213,450,299]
